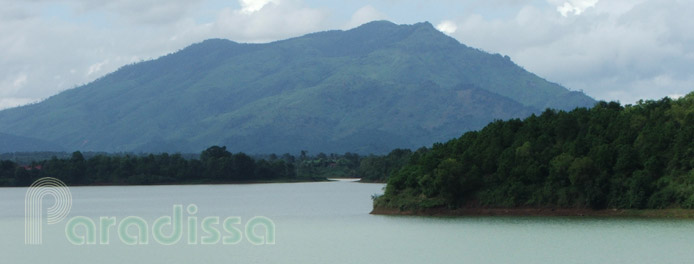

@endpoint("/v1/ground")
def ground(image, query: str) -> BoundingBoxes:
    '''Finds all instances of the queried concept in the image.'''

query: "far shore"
[0,178,330,188]
[78,177,330,187]
[371,206,694,218]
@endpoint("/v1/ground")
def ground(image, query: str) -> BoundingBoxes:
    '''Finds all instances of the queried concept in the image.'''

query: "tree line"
[0,146,408,187]
[376,93,694,211]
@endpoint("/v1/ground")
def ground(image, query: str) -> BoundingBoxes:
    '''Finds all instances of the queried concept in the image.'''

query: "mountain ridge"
[0,21,595,154]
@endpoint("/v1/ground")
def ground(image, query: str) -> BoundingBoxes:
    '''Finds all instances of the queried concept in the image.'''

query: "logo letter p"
[25,177,72,245]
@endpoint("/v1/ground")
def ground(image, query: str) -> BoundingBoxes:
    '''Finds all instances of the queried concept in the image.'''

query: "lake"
[2,181,694,263]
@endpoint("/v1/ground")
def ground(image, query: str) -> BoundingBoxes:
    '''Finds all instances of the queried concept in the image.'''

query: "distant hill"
[0,21,595,154]
[0,133,64,153]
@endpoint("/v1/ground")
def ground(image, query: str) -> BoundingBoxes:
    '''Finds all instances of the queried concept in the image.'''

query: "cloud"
[0,73,28,98]
[0,97,37,110]
[435,20,457,35]
[0,1,34,21]
[448,0,694,104]
[213,0,329,42]
[45,0,206,25]
[345,5,387,29]
[12,74,27,90]
[548,0,600,16]
[0,0,331,110]
[238,0,279,14]
[87,60,109,77]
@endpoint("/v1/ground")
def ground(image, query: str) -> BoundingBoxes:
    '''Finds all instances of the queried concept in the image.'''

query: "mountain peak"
[351,20,437,33]
[187,38,238,51]
[412,21,435,29]
[355,20,398,29]
[346,20,400,35]
[0,22,595,154]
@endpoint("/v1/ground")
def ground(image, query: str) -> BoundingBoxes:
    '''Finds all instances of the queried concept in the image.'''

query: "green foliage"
[377,93,694,210]
[293,151,363,179]
[0,21,593,155]
[357,148,412,182]
[0,147,384,186]
[0,146,302,186]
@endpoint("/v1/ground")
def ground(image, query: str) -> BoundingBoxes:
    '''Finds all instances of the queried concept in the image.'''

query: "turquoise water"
[2,181,694,263]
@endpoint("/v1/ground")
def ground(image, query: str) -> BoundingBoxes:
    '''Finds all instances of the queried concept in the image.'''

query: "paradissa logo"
[26,177,275,246]
[65,204,275,246]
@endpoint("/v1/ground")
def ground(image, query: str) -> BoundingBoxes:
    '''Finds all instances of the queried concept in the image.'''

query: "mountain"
[0,21,595,154]
[0,132,64,153]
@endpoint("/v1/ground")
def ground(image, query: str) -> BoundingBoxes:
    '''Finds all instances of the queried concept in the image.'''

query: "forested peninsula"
[373,94,694,216]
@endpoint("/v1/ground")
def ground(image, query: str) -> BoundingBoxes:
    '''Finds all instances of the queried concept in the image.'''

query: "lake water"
[2,181,694,263]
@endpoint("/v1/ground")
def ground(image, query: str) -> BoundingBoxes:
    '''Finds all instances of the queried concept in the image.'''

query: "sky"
[1,0,692,109]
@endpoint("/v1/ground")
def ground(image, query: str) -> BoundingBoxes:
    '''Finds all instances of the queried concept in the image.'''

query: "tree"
[200,146,231,162]
[69,151,87,184]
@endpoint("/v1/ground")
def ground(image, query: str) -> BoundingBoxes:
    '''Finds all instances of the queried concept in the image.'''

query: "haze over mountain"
[0,133,64,153]
[0,21,594,154]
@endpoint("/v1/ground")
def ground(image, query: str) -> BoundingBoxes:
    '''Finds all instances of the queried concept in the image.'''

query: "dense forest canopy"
[375,93,694,210]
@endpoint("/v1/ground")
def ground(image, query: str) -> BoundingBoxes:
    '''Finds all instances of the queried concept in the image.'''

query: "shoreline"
[0,178,329,188]
[370,206,694,218]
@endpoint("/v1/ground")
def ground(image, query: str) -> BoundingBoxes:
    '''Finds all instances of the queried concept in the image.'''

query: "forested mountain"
[375,94,694,211]
[0,132,64,153]
[0,21,594,154]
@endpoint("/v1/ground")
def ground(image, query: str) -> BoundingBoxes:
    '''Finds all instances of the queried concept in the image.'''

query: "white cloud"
[436,20,457,35]
[549,0,599,16]
[0,0,331,110]
[12,74,27,89]
[51,0,206,25]
[448,0,694,104]
[238,0,279,14]
[87,60,109,76]
[213,0,329,43]
[345,5,387,29]
[0,73,28,98]
[0,97,37,110]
